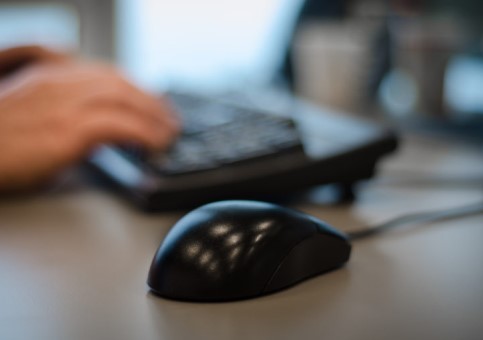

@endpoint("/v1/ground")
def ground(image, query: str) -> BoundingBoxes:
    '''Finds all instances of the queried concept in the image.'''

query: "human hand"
[0,62,179,191]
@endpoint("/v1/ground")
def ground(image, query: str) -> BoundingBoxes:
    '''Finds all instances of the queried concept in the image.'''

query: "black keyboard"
[88,90,398,210]
[147,92,304,175]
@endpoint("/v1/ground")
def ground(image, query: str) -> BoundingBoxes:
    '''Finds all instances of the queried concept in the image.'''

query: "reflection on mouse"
[147,200,351,302]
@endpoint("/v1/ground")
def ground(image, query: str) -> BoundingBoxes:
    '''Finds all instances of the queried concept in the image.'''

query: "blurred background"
[1,0,482,140]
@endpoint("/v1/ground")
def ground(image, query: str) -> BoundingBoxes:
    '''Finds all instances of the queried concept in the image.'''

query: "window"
[0,3,78,51]
[117,0,303,91]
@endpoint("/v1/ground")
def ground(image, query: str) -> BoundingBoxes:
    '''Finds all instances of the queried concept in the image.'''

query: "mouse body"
[147,200,351,302]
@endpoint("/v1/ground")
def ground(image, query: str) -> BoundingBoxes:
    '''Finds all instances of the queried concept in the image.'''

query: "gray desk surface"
[1,133,482,340]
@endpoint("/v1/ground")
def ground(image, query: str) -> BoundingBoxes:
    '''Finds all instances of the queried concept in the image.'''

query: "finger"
[0,45,71,77]
[85,95,180,145]
[15,62,181,137]
[86,71,176,125]
[15,45,72,63]
[67,106,175,157]
[39,65,167,114]
[158,94,181,132]
[65,73,181,136]
[102,79,182,138]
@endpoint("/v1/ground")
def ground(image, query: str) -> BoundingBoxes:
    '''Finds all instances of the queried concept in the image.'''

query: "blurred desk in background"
[0,132,482,340]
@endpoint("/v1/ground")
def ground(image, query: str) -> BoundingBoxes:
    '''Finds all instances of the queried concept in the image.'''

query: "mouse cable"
[373,174,483,188]
[346,200,483,241]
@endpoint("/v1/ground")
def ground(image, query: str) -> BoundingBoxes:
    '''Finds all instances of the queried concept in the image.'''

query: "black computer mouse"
[147,200,351,302]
